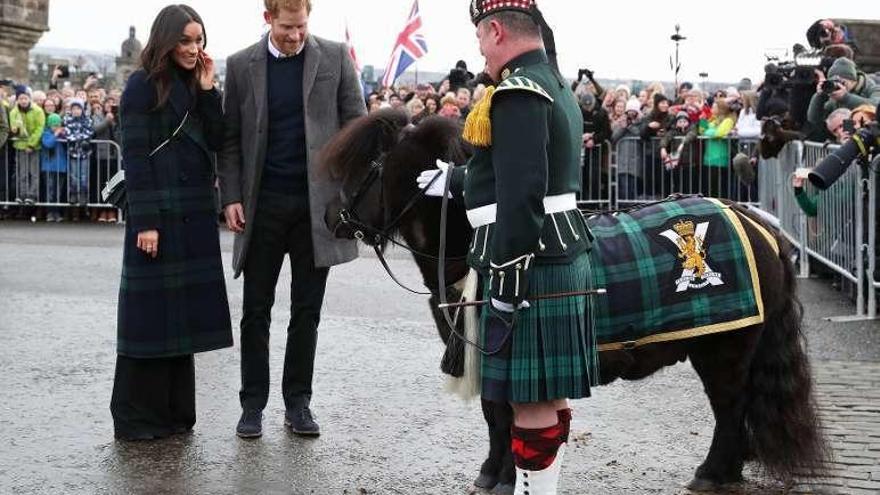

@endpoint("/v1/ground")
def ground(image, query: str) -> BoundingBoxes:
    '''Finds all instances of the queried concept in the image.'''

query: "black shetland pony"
[321,109,829,493]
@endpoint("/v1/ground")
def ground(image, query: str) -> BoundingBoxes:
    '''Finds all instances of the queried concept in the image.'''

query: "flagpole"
[415,62,419,86]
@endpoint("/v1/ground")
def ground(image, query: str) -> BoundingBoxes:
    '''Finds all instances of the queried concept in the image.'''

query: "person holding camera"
[447,60,475,93]
[579,92,611,200]
[807,57,880,133]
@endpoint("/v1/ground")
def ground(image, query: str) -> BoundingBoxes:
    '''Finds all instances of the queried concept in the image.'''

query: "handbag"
[100,111,190,209]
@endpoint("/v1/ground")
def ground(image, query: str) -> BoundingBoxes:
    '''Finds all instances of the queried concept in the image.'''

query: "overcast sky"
[36,1,879,83]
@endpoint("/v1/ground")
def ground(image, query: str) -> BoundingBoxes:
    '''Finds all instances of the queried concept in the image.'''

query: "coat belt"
[466,193,577,229]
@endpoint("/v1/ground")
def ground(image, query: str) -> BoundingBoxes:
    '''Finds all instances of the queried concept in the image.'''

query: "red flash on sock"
[557,408,572,442]
[511,420,566,471]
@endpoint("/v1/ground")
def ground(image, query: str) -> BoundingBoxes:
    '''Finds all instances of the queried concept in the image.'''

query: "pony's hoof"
[473,473,498,490]
[686,477,744,493]
[491,483,514,495]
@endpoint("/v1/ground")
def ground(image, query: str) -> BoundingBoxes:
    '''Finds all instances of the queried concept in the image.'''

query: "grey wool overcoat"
[217,34,367,276]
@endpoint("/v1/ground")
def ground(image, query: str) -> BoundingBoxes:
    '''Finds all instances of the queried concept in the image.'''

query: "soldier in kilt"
[112,5,233,441]
[418,2,595,492]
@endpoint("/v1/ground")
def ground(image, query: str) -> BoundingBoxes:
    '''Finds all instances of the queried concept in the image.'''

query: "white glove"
[416,159,452,198]
[490,298,531,313]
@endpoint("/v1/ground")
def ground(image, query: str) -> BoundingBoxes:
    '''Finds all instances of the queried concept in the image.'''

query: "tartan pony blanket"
[586,196,778,351]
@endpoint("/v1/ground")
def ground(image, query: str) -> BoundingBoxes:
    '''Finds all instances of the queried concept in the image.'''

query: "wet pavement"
[1,222,879,494]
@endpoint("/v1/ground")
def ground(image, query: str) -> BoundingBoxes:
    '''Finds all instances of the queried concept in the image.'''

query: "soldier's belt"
[467,193,577,229]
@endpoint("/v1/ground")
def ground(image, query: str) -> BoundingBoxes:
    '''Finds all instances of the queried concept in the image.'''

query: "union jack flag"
[381,0,428,88]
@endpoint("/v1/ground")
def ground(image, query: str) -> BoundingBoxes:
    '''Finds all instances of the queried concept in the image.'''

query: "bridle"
[334,152,467,296]
[333,143,507,355]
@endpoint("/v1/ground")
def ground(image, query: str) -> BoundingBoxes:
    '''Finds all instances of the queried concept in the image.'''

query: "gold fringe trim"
[462,86,495,147]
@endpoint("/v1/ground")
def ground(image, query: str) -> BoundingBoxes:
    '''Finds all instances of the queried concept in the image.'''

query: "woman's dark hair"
[140,4,206,110]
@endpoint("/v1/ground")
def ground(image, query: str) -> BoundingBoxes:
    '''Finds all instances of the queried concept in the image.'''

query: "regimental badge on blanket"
[660,219,725,293]
[587,196,767,351]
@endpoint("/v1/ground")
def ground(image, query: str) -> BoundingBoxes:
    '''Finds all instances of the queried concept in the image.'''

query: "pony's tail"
[745,241,831,481]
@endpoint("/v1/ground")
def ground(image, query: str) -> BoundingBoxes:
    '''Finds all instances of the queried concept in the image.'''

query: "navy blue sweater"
[262,53,308,195]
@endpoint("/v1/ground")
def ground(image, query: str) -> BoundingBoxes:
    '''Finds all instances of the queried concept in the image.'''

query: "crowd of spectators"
[1,70,121,222]
[365,61,483,126]
[2,18,878,221]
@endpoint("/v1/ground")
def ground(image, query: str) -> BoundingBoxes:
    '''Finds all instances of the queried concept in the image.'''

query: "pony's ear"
[319,109,410,180]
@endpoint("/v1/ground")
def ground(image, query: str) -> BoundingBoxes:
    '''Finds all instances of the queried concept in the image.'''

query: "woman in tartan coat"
[111,5,232,441]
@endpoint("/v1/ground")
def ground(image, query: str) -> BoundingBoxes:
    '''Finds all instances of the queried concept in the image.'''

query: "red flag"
[345,22,362,76]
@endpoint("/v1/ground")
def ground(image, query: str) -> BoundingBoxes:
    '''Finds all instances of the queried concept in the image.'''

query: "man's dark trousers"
[239,190,330,412]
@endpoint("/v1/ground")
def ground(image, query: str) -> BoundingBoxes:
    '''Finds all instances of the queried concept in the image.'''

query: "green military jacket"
[449,49,590,305]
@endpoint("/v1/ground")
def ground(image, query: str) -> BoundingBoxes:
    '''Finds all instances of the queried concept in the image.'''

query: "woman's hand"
[137,230,160,258]
[197,49,216,90]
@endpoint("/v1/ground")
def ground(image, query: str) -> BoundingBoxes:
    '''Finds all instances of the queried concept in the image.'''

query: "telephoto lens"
[808,139,862,189]
[809,126,880,190]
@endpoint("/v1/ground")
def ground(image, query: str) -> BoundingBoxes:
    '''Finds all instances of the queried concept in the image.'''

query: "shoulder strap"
[495,76,553,103]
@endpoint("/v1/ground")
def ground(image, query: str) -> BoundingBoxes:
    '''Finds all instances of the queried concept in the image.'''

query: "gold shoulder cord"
[462,86,496,147]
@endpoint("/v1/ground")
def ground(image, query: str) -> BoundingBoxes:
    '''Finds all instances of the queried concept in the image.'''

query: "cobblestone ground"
[804,362,880,495]
[0,223,878,494]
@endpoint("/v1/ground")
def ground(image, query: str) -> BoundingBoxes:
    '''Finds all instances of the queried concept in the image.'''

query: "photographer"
[48,65,70,91]
[807,57,880,131]
[446,60,474,93]
[579,92,611,200]
[575,68,606,102]
[824,108,853,144]
[808,102,880,191]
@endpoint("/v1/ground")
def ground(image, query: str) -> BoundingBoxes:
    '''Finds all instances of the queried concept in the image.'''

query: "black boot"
[285,396,320,436]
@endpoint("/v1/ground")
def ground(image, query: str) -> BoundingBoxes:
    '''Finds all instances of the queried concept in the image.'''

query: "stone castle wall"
[0,0,50,82]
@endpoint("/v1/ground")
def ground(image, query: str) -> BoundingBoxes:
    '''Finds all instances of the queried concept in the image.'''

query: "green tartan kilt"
[480,251,597,403]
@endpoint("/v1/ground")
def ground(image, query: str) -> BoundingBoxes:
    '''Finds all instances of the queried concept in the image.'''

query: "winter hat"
[14,84,29,98]
[674,111,690,123]
[737,78,753,92]
[69,98,85,109]
[828,57,857,81]
[653,93,669,107]
[624,97,641,114]
[46,113,62,128]
[615,84,631,97]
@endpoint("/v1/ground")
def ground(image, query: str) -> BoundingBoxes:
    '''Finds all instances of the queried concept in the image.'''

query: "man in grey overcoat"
[218,0,366,439]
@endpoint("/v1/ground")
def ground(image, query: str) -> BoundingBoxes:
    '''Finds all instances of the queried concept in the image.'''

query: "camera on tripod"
[809,120,880,190]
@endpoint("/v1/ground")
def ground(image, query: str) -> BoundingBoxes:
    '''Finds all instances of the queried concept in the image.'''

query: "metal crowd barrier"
[754,141,874,320]
[579,136,759,209]
[577,132,876,320]
[0,139,122,210]
[865,155,880,318]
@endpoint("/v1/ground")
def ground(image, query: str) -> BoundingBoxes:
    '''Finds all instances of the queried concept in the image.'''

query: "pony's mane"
[320,108,411,180]
[386,116,471,176]
[381,117,471,220]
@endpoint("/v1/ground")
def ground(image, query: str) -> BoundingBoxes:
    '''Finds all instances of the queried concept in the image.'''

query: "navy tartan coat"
[116,69,233,358]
